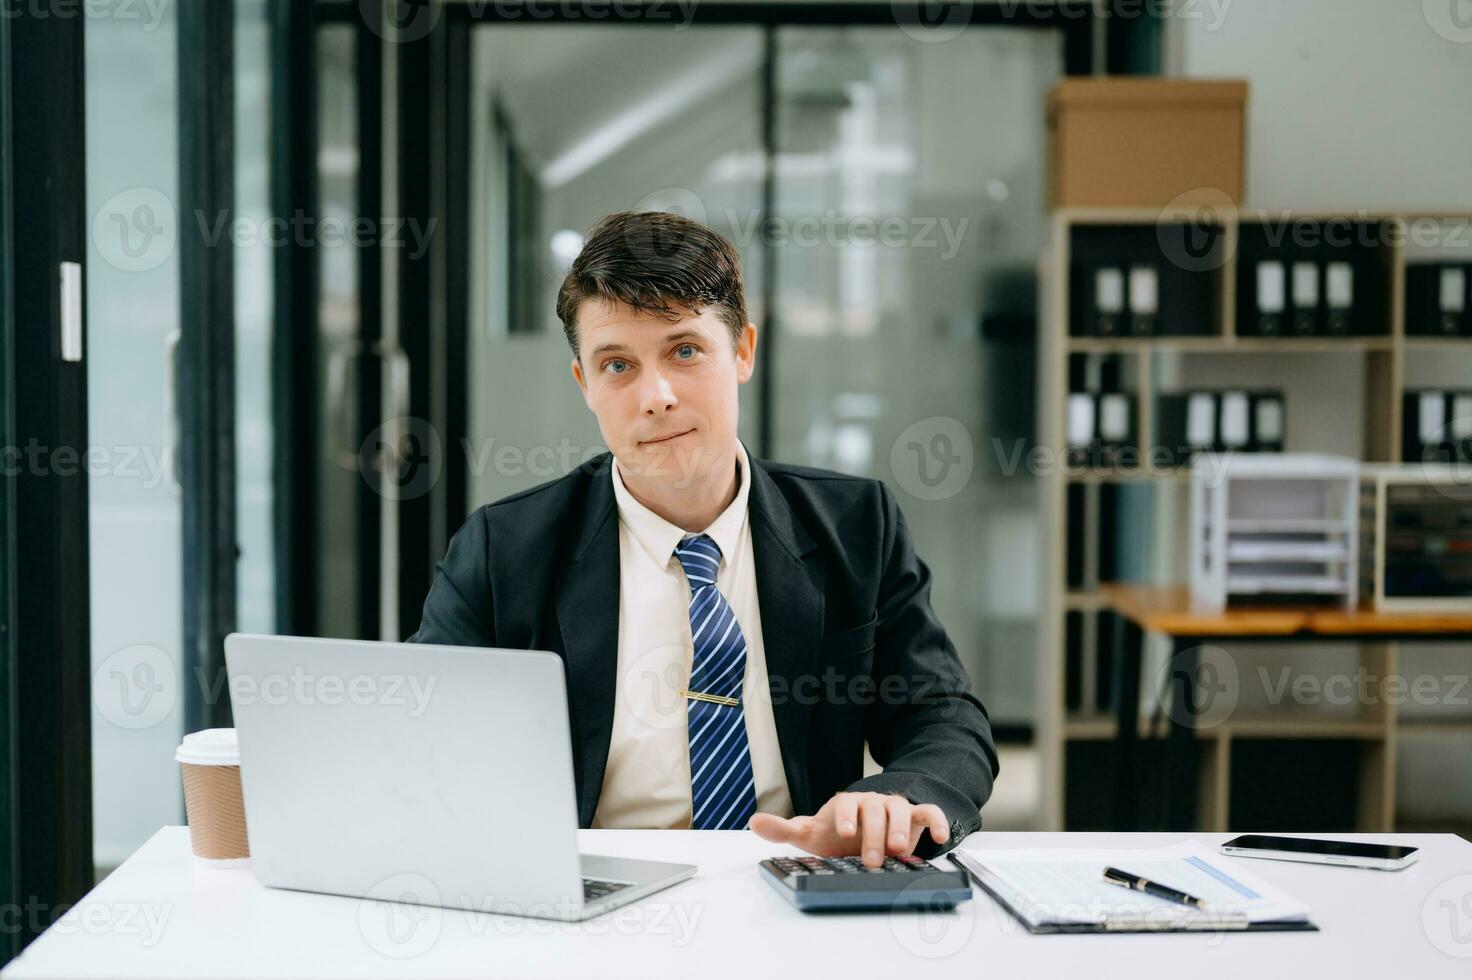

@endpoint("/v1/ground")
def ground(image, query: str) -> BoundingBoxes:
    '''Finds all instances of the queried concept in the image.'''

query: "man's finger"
[883,795,911,855]
[913,803,950,845]
[832,794,859,838]
[859,796,888,868]
[747,812,798,843]
[903,803,932,852]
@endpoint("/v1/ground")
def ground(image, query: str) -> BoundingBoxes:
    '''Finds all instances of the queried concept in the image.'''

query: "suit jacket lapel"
[554,455,620,828]
[747,457,823,816]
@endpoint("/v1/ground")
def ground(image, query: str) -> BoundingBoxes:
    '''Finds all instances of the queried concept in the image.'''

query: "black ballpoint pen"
[1102,866,1212,910]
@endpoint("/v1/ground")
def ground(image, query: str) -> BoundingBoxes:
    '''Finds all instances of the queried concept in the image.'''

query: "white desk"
[4,828,1472,978]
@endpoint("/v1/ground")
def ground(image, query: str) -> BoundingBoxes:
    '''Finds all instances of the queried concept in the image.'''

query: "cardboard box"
[1046,78,1247,209]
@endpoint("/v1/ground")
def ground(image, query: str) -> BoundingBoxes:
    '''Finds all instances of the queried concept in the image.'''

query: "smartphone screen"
[1224,835,1418,861]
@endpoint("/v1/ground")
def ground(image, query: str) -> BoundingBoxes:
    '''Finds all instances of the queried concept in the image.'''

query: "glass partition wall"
[467,22,1063,729]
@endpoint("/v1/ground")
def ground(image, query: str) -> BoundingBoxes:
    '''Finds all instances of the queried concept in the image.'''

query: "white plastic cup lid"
[175,728,239,766]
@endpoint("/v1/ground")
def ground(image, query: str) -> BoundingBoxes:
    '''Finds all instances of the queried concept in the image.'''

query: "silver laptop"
[224,633,696,921]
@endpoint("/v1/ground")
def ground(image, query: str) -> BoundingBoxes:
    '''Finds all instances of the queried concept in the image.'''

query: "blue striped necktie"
[673,533,758,831]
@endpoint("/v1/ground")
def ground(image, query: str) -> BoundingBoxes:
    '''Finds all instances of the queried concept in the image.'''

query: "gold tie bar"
[680,689,740,707]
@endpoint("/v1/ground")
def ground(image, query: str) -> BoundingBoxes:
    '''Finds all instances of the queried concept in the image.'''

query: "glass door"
[84,1,186,876]
[85,0,279,877]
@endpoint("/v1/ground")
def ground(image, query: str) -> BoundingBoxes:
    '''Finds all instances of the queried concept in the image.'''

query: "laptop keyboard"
[582,877,633,901]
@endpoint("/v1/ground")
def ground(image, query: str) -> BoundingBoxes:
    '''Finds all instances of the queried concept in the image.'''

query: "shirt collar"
[611,439,751,571]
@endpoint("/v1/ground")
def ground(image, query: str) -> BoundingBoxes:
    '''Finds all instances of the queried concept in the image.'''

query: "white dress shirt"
[591,439,795,829]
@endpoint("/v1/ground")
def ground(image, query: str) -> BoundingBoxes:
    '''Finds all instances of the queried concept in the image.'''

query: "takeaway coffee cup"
[176,728,251,865]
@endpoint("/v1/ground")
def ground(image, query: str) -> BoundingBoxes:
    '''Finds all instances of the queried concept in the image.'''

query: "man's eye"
[675,344,696,359]
[604,359,628,374]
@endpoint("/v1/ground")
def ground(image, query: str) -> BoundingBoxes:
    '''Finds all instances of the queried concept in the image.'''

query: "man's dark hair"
[555,210,748,360]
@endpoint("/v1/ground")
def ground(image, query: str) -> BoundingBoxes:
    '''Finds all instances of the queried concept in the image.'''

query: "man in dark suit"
[412,211,997,866]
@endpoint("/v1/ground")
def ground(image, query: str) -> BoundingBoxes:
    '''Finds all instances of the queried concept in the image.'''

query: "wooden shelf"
[1403,336,1472,349]
[1064,468,1192,483]
[1039,207,1472,833]
[1098,583,1472,637]
[1052,206,1469,225]
[1226,715,1389,739]
[1063,712,1388,741]
[1397,718,1472,735]
[1067,335,1395,354]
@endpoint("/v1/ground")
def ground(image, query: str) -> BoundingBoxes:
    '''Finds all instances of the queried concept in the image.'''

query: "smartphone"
[1221,834,1419,871]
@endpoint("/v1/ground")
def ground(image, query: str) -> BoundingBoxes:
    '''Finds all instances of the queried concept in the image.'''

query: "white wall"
[1170,0,1472,211]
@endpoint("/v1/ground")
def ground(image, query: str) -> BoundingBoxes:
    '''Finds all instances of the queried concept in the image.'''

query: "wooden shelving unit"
[1036,207,1472,832]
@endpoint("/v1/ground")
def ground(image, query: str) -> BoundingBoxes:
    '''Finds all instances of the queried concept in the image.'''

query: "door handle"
[369,340,412,481]
[162,329,181,494]
[324,339,365,471]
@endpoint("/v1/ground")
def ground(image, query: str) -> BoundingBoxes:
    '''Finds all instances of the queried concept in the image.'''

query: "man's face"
[571,298,756,487]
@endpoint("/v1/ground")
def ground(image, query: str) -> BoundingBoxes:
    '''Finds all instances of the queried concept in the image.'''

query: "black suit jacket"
[409,451,998,857]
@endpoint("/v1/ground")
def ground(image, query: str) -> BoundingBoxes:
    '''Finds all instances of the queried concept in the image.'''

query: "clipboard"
[947,844,1320,935]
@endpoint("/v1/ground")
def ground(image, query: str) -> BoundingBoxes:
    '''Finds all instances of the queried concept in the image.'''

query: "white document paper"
[1095,268,1125,314]
[1067,394,1096,448]
[1292,261,1319,307]
[1419,391,1447,442]
[1186,393,1217,448]
[1128,264,1159,314]
[1451,395,1472,440]
[1256,261,1286,313]
[1098,393,1130,441]
[1326,262,1354,309]
[1440,267,1465,313]
[1256,397,1285,442]
[1220,392,1250,448]
[950,841,1312,931]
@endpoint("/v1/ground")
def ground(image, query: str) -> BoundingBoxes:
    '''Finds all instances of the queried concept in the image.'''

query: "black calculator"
[759,854,972,912]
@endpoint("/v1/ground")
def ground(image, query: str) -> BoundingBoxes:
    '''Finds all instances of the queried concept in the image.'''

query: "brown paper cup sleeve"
[180,763,251,860]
